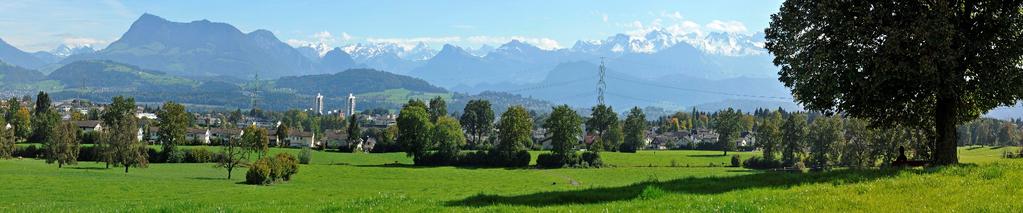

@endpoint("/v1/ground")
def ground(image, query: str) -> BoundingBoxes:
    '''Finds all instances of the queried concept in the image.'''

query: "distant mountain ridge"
[0,38,47,69]
[61,14,325,78]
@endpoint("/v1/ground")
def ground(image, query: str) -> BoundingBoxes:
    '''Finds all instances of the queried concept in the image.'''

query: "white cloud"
[705,20,748,33]
[466,36,562,50]
[365,36,462,49]
[340,32,353,41]
[62,37,108,48]
[602,14,609,23]
[661,11,684,20]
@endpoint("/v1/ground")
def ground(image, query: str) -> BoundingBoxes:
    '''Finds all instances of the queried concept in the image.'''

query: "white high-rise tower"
[315,93,324,115]
[346,93,356,116]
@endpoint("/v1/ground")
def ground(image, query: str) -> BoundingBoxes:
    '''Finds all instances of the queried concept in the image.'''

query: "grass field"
[0,146,1020,212]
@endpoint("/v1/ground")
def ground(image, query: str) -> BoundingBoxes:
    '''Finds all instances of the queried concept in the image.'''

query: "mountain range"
[0,13,800,114]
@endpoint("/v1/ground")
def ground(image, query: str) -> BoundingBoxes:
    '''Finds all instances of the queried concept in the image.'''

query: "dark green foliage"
[808,116,844,171]
[460,99,495,148]
[346,114,361,151]
[398,101,433,161]
[432,116,465,162]
[781,113,808,167]
[586,104,619,151]
[537,151,602,169]
[157,101,189,160]
[621,107,646,153]
[766,0,1023,165]
[428,96,447,122]
[730,155,741,167]
[0,127,13,159]
[743,156,784,169]
[0,61,45,83]
[713,108,742,156]
[13,144,39,158]
[497,105,532,158]
[544,105,582,157]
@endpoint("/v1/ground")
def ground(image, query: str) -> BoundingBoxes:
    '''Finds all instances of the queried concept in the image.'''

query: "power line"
[605,75,792,100]
[597,57,607,105]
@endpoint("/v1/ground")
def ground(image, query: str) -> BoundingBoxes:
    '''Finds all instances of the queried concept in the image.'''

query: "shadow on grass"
[447,167,941,207]
[189,177,228,181]
[353,163,531,170]
[687,154,727,158]
[68,166,110,170]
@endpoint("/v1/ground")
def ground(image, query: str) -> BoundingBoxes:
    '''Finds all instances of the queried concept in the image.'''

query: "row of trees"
[750,109,936,170]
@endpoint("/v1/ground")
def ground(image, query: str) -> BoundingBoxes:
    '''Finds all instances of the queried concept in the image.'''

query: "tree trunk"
[124,165,129,173]
[933,97,958,165]
[227,167,233,179]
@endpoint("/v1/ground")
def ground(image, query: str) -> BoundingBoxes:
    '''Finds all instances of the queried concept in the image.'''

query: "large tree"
[103,96,147,173]
[397,101,433,161]
[460,99,494,148]
[544,105,582,157]
[622,107,646,153]
[496,105,533,155]
[45,121,80,168]
[156,101,189,161]
[766,0,1023,165]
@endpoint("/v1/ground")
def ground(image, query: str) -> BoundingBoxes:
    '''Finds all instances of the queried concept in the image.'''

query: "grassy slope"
[0,147,1020,212]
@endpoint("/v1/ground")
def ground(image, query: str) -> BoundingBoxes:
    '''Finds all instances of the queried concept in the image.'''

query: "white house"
[73,120,103,132]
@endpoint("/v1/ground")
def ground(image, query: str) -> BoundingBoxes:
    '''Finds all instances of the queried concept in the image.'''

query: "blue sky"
[0,0,784,52]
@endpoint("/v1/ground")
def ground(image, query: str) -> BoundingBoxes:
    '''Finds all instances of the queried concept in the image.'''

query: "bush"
[581,151,603,168]
[246,158,272,185]
[186,148,215,163]
[731,155,742,167]
[166,149,186,163]
[512,150,532,167]
[536,153,564,168]
[245,153,300,185]
[742,156,784,169]
[14,145,40,158]
[298,147,313,164]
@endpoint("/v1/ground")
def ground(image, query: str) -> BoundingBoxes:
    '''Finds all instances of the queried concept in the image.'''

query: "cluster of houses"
[643,127,756,150]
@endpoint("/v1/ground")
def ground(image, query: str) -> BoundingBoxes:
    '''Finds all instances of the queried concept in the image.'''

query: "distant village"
[3,92,753,153]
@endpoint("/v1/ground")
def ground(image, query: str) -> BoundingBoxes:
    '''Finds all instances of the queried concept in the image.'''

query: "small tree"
[242,125,269,157]
[544,105,582,158]
[156,101,189,162]
[432,116,465,162]
[428,96,447,122]
[347,114,361,152]
[622,107,646,153]
[781,113,808,167]
[808,116,844,171]
[45,120,80,168]
[0,124,14,159]
[398,100,433,161]
[216,138,248,179]
[460,99,494,148]
[104,96,147,173]
[497,105,533,155]
[275,124,289,147]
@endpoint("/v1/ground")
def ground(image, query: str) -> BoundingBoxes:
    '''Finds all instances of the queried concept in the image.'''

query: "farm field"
[0,146,1020,212]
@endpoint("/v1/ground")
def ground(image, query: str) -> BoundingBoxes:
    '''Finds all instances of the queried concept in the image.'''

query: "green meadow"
[0,146,1020,212]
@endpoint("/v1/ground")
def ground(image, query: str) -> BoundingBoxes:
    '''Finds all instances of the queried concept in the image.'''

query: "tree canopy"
[766,0,1023,165]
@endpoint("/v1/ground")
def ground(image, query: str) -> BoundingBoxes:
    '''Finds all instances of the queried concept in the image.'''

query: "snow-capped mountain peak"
[341,42,438,62]
[51,44,96,57]
[570,29,766,56]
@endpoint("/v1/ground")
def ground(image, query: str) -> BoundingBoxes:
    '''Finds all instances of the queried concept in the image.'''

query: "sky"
[0,0,785,52]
